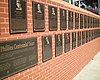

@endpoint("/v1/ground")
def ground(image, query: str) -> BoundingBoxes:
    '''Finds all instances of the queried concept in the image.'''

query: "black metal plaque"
[82,31,85,44]
[78,32,81,47]
[89,30,91,41]
[72,32,76,49]
[75,13,79,29]
[49,6,57,30]
[86,30,89,43]
[80,14,83,29]
[91,30,94,40]
[60,9,67,30]
[9,0,27,33]
[33,2,45,31]
[68,11,73,30]
[64,33,70,53]
[42,36,52,62]
[55,34,62,57]
[0,38,38,79]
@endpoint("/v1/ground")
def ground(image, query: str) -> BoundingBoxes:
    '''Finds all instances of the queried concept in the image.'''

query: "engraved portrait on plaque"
[0,38,38,79]
[9,0,27,33]
[82,31,85,44]
[42,36,52,62]
[68,11,73,30]
[75,13,79,29]
[33,2,45,31]
[64,33,70,53]
[78,32,81,47]
[60,9,67,30]
[49,6,57,30]
[55,34,62,57]
[72,32,76,49]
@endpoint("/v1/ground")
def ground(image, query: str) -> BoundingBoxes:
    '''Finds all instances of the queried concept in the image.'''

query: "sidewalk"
[73,51,100,80]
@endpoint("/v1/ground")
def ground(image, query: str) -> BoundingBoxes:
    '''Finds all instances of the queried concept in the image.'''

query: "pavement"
[73,51,100,80]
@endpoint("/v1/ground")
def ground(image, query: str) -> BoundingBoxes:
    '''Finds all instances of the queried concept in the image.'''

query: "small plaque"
[68,11,73,30]
[75,13,79,29]
[86,31,89,43]
[55,34,62,57]
[9,0,27,33]
[78,32,81,47]
[64,33,70,52]
[33,2,45,31]
[0,38,38,79]
[89,30,91,41]
[42,36,52,62]
[72,32,76,49]
[80,14,83,29]
[82,31,85,44]
[60,9,67,30]
[91,30,94,40]
[49,6,57,30]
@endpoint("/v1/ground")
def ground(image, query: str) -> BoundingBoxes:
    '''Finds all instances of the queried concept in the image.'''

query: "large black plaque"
[68,11,73,30]
[33,2,45,31]
[0,38,38,79]
[64,33,70,53]
[78,32,81,47]
[80,14,83,29]
[42,36,52,62]
[49,6,57,30]
[9,0,27,33]
[82,31,85,44]
[75,13,79,29]
[72,32,76,49]
[60,9,67,30]
[55,34,62,57]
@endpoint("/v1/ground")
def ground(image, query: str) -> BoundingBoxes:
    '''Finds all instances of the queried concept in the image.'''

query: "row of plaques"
[9,1,100,33]
[0,29,99,79]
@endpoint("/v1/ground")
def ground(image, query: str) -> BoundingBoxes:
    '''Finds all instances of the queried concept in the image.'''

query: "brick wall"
[0,0,100,80]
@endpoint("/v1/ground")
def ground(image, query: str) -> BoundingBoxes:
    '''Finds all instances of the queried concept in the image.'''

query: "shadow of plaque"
[0,38,38,79]
[82,31,85,45]
[60,9,67,30]
[68,11,73,30]
[32,2,45,31]
[80,14,83,29]
[64,33,70,53]
[86,30,89,43]
[42,36,52,62]
[78,32,81,47]
[9,0,27,33]
[72,32,76,49]
[55,34,62,57]
[49,6,57,30]
[75,13,79,29]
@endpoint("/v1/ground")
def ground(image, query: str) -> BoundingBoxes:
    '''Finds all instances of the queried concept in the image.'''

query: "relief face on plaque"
[64,33,70,52]
[72,32,76,49]
[9,0,27,33]
[0,38,38,79]
[80,14,83,29]
[78,32,81,47]
[55,34,62,57]
[60,9,67,30]
[49,6,57,30]
[68,11,73,30]
[75,13,79,29]
[42,36,52,62]
[82,31,85,44]
[33,2,45,31]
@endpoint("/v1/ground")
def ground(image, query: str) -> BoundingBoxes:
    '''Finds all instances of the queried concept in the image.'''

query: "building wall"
[0,0,100,80]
